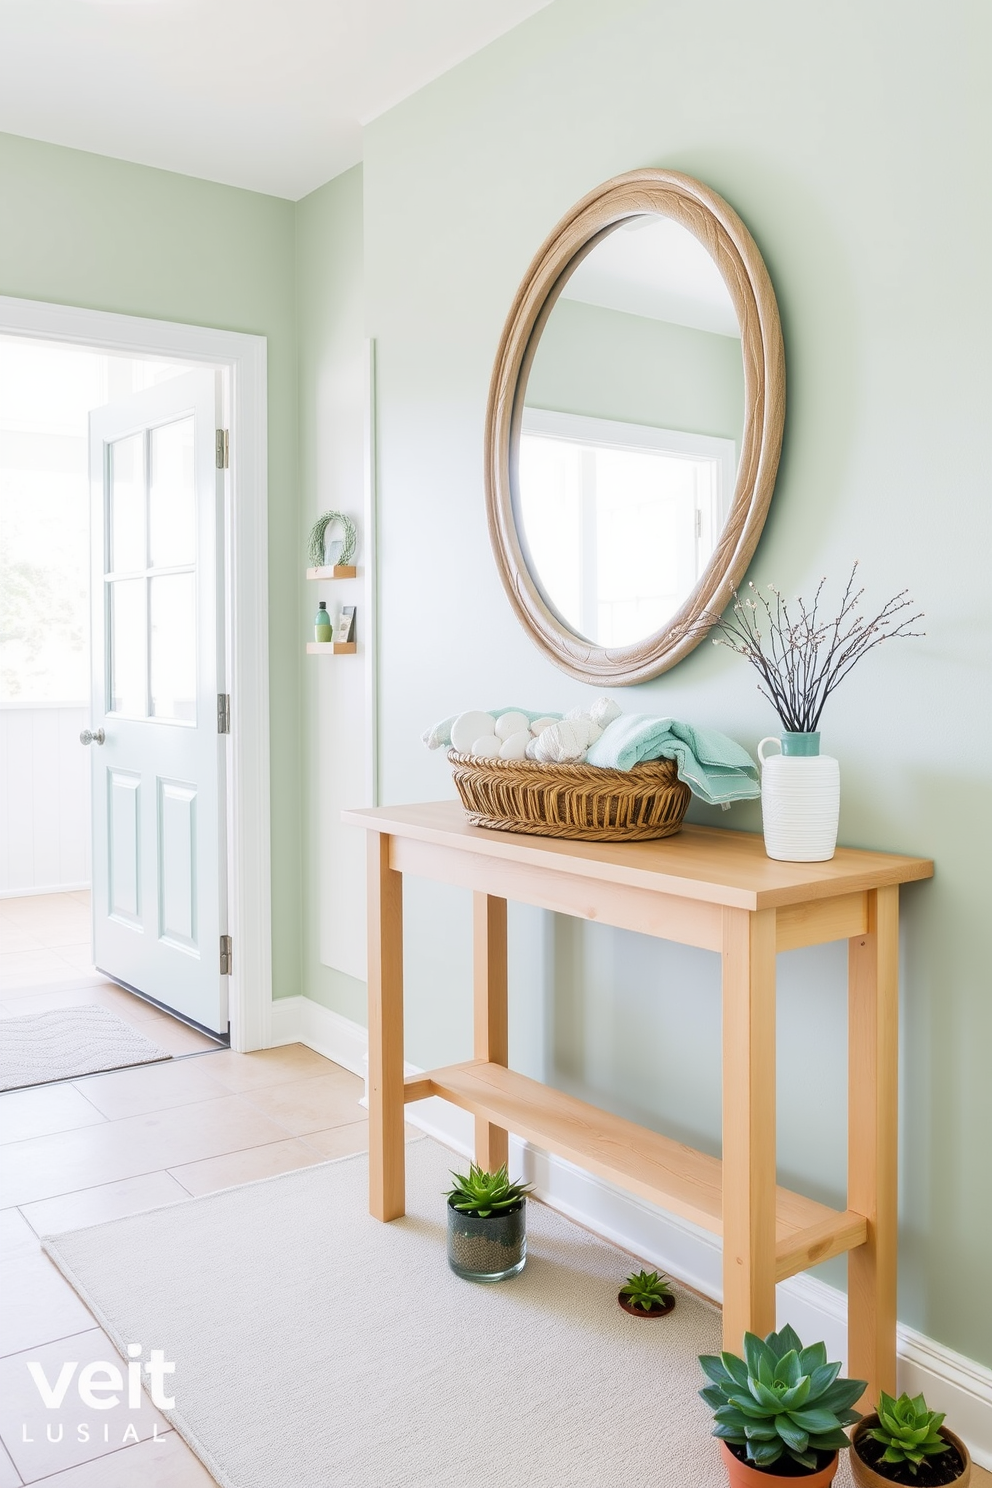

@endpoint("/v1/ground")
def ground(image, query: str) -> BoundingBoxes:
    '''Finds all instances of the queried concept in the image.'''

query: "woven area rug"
[43,1138,734,1488]
[0,1004,171,1090]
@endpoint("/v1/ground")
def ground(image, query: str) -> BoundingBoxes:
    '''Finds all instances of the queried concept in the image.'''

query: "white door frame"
[0,293,272,1052]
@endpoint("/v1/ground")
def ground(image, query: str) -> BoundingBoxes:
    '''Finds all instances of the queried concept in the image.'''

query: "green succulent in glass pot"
[445,1164,532,1282]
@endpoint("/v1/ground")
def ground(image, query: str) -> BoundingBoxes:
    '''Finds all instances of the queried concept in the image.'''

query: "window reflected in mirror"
[517,213,745,648]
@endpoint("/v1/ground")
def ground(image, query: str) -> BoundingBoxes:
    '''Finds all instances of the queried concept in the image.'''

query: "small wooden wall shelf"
[343,799,934,1410]
[306,565,357,580]
[306,641,356,654]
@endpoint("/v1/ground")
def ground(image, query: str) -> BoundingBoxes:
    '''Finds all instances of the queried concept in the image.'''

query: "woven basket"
[448,750,691,842]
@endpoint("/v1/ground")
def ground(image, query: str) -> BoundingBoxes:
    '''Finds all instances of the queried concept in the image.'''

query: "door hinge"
[215,429,229,469]
[695,508,702,538]
[220,935,233,976]
[217,694,231,734]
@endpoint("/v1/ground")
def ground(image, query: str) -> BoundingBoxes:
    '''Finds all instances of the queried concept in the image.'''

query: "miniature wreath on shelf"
[307,510,357,568]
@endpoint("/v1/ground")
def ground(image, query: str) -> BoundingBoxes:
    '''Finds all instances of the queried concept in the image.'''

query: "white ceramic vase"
[758,733,840,862]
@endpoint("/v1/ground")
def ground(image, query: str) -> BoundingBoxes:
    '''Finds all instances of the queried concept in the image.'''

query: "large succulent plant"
[445,1164,532,1218]
[699,1325,866,1471]
[866,1392,952,1475]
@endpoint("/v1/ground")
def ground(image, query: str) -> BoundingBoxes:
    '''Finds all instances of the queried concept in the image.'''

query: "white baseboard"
[0,882,90,899]
[274,996,992,1468]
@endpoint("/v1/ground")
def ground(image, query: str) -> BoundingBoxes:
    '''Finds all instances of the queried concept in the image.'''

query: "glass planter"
[446,1197,526,1281]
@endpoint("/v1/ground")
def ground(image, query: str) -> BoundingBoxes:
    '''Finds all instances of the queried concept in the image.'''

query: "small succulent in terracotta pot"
[617,1268,675,1318]
[700,1325,866,1485]
[850,1392,971,1487]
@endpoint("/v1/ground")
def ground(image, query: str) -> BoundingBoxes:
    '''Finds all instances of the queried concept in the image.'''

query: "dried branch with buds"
[710,564,924,734]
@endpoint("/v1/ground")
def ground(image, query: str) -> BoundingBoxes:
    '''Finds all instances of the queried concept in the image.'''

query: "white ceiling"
[563,216,741,338]
[0,0,550,200]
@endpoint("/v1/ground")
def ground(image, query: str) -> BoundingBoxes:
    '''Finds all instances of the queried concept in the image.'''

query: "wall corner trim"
[273,995,992,1469]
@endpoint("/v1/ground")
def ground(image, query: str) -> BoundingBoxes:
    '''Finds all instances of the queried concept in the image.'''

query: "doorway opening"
[0,335,230,1084]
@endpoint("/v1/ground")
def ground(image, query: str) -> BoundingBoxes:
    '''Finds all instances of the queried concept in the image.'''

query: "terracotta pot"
[850,1416,972,1488]
[617,1292,675,1318]
[719,1441,838,1487]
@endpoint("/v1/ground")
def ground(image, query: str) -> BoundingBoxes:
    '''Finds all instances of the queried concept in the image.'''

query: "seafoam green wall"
[0,131,303,1002]
[355,0,992,1364]
[527,296,744,447]
[295,164,368,1024]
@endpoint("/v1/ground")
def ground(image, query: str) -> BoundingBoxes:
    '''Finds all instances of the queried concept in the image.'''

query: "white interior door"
[85,371,228,1035]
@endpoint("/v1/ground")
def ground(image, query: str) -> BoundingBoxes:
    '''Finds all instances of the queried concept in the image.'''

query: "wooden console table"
[343,800,932,1405]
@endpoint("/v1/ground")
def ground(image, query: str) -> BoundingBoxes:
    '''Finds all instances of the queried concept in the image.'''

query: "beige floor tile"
[0,1206,39,1262]
[53,943,96,968]
[300,1118,424,1161]
[301,1120,373,1160]
[0,1249,96,1356]
[73,1060,230,1122]
[0,949,70,982]
[0,892,81,920]
[0,1330,169,1482]
[20,1172,190,1237]
[0,1095,297,1208]
[136,1018,222,1056]
[169,1135,328,1196]
[0,1441,17,1488]
[203,1042,340,1092]
[238,1069,366,1135]
[0,1084,107,1145]
[0,925,47,954]
[25,1431,218,1487]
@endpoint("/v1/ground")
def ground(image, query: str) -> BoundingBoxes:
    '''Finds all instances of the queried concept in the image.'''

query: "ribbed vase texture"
[758,739,840,863]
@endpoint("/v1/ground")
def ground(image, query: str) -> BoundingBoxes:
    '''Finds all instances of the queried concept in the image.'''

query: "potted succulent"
[618,1268,675,1318]
[699,1325,866,1486]
[445,1163,532,1282]
[850,1392,971,1487]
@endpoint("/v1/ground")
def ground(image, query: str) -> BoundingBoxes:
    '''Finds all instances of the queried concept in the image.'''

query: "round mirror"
[485,169,785,685]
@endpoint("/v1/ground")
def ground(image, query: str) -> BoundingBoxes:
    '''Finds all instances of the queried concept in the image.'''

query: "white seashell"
[590,697,622,728]
[533,720,587,764]
[450,711,497,753]
[470,734,502,758]
[494,710,531,742]
[529,716,558,735]
[525,738,541,760]
[498,730,532,761]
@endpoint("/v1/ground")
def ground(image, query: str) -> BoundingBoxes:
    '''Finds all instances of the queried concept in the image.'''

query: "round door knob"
[79,728,106,746]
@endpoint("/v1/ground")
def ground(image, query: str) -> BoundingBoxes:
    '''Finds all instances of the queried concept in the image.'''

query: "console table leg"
[848,885,899,1406]
[367,832,405,1221]
[473,892,508,1172]
[722,906,778,1352]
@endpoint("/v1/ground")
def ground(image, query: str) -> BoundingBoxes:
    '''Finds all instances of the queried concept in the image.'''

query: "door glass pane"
[150,573,196,721]
[149,417,195,568]
[109,578,146,715]
[110,433,145,573]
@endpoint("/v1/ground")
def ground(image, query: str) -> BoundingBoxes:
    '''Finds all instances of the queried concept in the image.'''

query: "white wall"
[0,704,90,895]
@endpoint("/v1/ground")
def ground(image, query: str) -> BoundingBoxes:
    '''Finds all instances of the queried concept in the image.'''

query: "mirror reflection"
[518,214,744,648]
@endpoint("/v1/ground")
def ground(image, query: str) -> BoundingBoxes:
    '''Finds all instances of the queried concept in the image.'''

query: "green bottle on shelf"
[314,601,332,643]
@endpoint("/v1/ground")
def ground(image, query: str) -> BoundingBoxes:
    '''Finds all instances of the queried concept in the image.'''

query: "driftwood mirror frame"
[484,167,786,686]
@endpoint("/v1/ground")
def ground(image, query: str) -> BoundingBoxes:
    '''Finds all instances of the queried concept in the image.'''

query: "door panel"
[108,769,141,924]
[88,371,227,1034]
[158,779,197,951]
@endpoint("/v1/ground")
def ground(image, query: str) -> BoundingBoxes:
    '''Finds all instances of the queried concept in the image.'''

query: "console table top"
[343,800,933,911]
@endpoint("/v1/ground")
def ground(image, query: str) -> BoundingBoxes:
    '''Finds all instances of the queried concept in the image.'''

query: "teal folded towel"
[585,715,759,806]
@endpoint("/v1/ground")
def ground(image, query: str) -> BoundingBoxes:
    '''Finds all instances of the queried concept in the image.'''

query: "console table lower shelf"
[403,1059,868,1283]
[342,798,933,1410]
